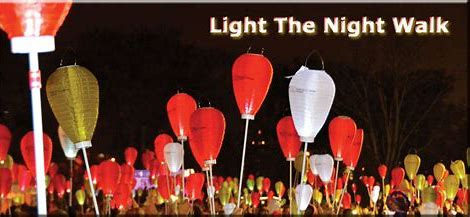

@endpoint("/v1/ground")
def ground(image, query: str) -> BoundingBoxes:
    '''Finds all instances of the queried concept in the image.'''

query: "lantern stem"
[208,163,216,215]
[289,159,293,216]
[332,159,341,209]
[82,148,100,216]
[336,169,351,215]
[298,141,310,214]
[28,52,48,215]
[69,158,73,208]
[205,170,214,214]
[236,118,250,208]
[180,139,186,201]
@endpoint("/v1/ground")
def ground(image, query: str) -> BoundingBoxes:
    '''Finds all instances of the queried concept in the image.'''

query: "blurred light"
[257,130,262,135]
[261,141,265,145]
[110,157,115,162]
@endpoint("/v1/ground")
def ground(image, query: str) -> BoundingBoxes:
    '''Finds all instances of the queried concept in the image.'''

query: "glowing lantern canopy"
[378,164,388,180]
[450,160,466,180]
[167,93,197,141]
[404,154,421,181]
[48,162,58,178]
[262,177,271,194]
[391,167,405,188]
[164,142,184,174]
[154,134,173,164]
[342,129,363,169]
[120,164,135,185]
[276,116,301,161]
[17,165,32,191]
[98,160,121,196]
[371,185,380,203]
[251,191,261,208]
[0,124,12,162]
[414,174,426,191]
[189,107,226,163]
[342,192,352,209]
[275,181,286,198]
[157,175,173,200]
[0,168,12,198]
[185,173,205,200]
[75,189,86,206]
[141,150,155,170]
[232,53,273,119]
[289,65,335,143]
[58,126,78,160]
[20,131,52,178]
[443,175,459,201]
[433,163,446,183]
[309,155,319,175]
[124,147,138,166]
[328,116,356,160]
[52,174,66,198]
[313,154,335,183]
[295,184,313,211]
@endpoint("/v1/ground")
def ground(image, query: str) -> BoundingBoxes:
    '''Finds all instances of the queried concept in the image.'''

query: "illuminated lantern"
[328,116,356,161]
[313,188,323,204]
[422,187,437,203]
[256,176,264,192]
[443,175,459,201]
[167,93,197,141]
[252,191,261,208]
[313,154,334,183]
[342,192,352,209]
[276,116,301,160]
[0,155,13,169]
[113,183,131,209]
[450,160,466,180]
[48,162,58,179]
[391,167,405,188]
[371,185,380,203]
[98,160,121,196]
[154,134,173,164]
[157,175,172,200]
[232,53,273,119]
[414,174,426,191]
[352,183,357,194]
[164,142,184,174]
[262,177,271,193]
[17,165,32,191]
[124,147,138,166]
[141,149,155,170]
[426,175,434,186]
[275,181,285,198]
[224,203,236,215]
[0,168,12,198]
[355,194,361,205]
[58,126,78,160]
[52,174,66,198]
[433,163,446,182]
[295,184,313,211]
[368,176,376,189]
[76,189,86,206]
[404,154,421,181]
[378,164,388,180]
[189,107,226,165]
[185,173,205,200]
[342,129,363,169]
[120,164,134,185]
[419,202,439,215]
[0,124,11,162]
[219,186,230,206]
[20,131,52,177]
[246,176,255,192]
[267,190,275,201]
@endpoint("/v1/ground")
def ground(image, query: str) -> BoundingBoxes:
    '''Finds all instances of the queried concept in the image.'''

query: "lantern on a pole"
[0,1,72,214]
[46,65,100,215]
[0,124,12,164]
[232,51,273,208]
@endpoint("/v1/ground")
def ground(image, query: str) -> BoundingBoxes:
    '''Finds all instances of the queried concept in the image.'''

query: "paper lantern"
[433,163,446,182]
[20,131,52,177]
[294,151,310,174]
[312,188,322,204]
[443,175,459,201]
[124,147,138,166]
[426,175,434,186]
[342,129,363,169]
[342,192,352,209]
[313,154,334,183]
[154,134,173,164]
[141,150,155,170]
[75,189,86,206]
[0,1,72,53]
[58,126,78,160]
[289,66,335,142]
[185,173,205,200]
[157,175,173,200]
[262,177,271,193]
[422,187,437,203]
[167,93,197,141]
[46,65,99,149]
[418,202,439,215]
[450,160,466,180]
[17,165,31,191]
[120,164,134,185]
[274,181,285,198]
[276,116,301,160]
[328,116,356,160]
[0,124,11,162]
[391,167,405,188]
[256,176,264,192]
[355,194,361,204]
[246,177,255,192]
[378,164,388,179]
[113,183,131,209]
[251,191,261,208]
[404,154,421,181]
[295,184,313,211]
[52,174,66,198]
[164,142,184,174]
[48,162,58,178]
[0,155,13,169]
[371,185,380,203]
[98,160,120,196]
[414,174,426,191]
[189,107,225,164]
[224,203,236,215]
[0,168,12,198]
[232,53,273,119]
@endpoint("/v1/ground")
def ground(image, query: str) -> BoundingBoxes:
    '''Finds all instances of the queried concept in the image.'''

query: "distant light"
[257,130,262,135]
[111,158,115,162]
[261,141,265,145]
[251,141,255,145]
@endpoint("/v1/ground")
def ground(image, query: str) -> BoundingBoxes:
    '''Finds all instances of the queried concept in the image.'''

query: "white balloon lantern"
[58,126,78,160]
[224,203,236,215]
[295,184,313,211]
[309,154,319,175]
[418,202,439,215]
[313,154,334,183]
[371,185,380,203]
[164,142,184,174]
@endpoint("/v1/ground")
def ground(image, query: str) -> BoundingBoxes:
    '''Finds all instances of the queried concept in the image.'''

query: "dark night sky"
[0,4,467,182]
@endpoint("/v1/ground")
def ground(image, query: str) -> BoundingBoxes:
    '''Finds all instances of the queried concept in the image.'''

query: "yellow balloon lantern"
[443,175,459,201]
[449,160,466,180]
[312,188,322,204]
[462,175,468,189]
[0,155,13,169]
[295,151,310,174]
[384,184,391,197]
[414,174,426,191]
[404,154,421,181]
[433,163,446,182]
[46,65,99,149]
[421,187,436,203]
[75,189,86,206]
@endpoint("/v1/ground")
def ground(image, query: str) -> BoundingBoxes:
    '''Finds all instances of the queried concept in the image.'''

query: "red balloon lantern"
[342,192,352,209]
[158,175,173,200]
[426,175,434,186]
[185,173,205,200]
[232,53,273,119]
[98,160,121,196]
[355,194,361,205]
[120,164,135,185]
[113,183,131,209]
[251,191,261,208]
[141,149,155,170]
[391,167,405,188]
[0,124,12,162]
[367,176,376,188]
[48,162,58,179]
[267,190,275,201]
[352,183,357,194]
[17,165,31,191]
[124,147,138,166]
[343,129,364,169]
[20,131,53,177]
[52,174,66,198]
[328,116,356,160]
[262,177,271,193]
[189,107,226,162]
[307,170,315,186]
[167,93,197,141]
[153,134,173,164]
[0,1,72,53]
[0,168,12,198]
[378,164,388,180]
[276,116,301,160]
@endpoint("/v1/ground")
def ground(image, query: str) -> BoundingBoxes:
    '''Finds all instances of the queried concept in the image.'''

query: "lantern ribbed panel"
[391,167,405,187]
[289,66,335,143]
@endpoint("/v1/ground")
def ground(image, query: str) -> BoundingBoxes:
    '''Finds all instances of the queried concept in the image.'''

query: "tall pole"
[336,169,351,215]
[69,158,74,208]
[236,119,250,208]
[28,52,47,215]
[289,159,293,215]
[82,148,100,215]
[332,160,340,209]
[298,141,310,214]
[180,139,186,200]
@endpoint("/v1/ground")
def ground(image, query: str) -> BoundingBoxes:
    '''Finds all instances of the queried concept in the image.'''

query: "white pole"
[236,119,250,208]
[180,139,186,200]
[69,158,73,208]
[208,164,216,215]
[205,169,214,214]
[336,169,351,215]
[298,141,309,214]
[82,148,100,216]
[28,52,47,215]
[332,160,340,209]
[289,159,293,216]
